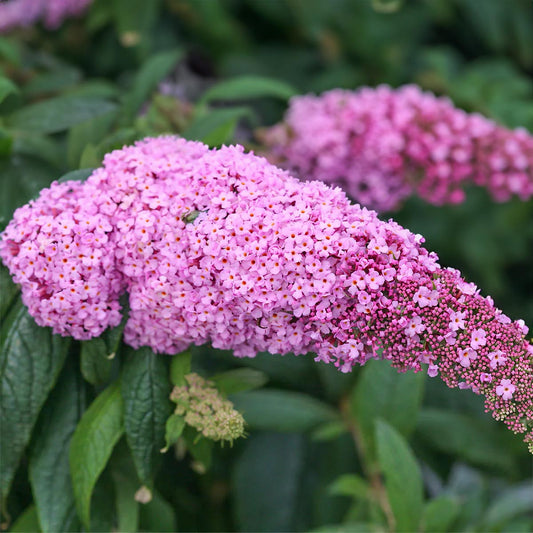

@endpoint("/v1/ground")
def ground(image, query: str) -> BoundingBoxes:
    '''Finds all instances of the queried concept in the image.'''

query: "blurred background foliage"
[1,0,532,532]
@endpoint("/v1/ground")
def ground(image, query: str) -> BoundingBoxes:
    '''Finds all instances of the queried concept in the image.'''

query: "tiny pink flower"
[496,379,516,400]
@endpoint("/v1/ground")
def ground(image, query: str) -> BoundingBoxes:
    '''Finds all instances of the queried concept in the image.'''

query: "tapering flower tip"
[1,135,532,450]
[0,0,92,32]
[171,373,245,443]
[260,84,533,212]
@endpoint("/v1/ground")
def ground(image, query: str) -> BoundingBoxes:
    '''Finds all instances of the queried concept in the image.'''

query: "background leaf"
[211,368,268,394]
[119,49,183,124]
[231,389,338,432]
[69,382,124,528]
[232,432,306,532]
[121,347,172,486]
[375,419,423,532]
[350,359,425,456]
[7,96,117,134]
[0,303,69,500]
[200,75,296,103]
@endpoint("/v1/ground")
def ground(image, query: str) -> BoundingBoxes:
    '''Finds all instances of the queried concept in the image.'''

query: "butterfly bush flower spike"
[260,85,533,211]
[1,136,532,451]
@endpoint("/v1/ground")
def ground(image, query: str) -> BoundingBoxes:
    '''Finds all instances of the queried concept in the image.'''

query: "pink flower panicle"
[0,0,92,32]
[260,85,533,212]
[1,136,532,450]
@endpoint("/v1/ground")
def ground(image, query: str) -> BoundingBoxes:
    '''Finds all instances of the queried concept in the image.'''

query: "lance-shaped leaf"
[0,303,69,499]
[375,419,424,532]
[69,382,124,529]
[29,359,85,533]
[121,347,172,486]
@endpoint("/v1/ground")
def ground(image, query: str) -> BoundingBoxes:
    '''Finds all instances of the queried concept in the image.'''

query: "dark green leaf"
[231,389,337,432]
[80,337,113,386]
[350,359,425,455]
[0,303,69,499]
[328,474,370,499]
[119,49,183,124]
[22,67,81,98]
[11,135,64,168]
[211,368,268,394]
[67,109,118,168]
[485,483,533,528]
[88,468,116,533]
[200,75,296,104]
[139,491,176,532]
[416,408,515,473]
[112,456,140,533]
[57,168,95,184]
[10,505,41,533]
[69,382,124,529]
[0,155,60,229]
[121,347,172,486]
[182,107,254,145]
[169,351,191,386]
[183,427,213,471]
[162,414,186,453]
[311,420,348,441]
[0,77,18,105]
[8,96,117,134]
[0,264,18,321]
[422,495,459,533]
[375,419,423,532]
[29,359,85,533]
[233,433,306,531]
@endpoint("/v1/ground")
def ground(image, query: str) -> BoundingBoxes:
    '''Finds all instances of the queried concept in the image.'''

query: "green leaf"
[350,359,425,455]
[121,347,172,486]
[7,96,117,134]
[111,453,140,533]
[79,144,100,169]
[231,389,338,432]
[0,155,60,229]
[0,264,19,321]
[57,168,95,184]
[422,495,459,533]
[119,49,183,124]
[169,351,191,386]
[69,382,124,529]
[375,419,423,532]
[233,433,306,531]
[139,490,176,532]
[0,303,69,499]
[80,337,113,386]
[162,414,186,453]
[22,67,81,98]
[67,109,118,168]
[200,75,296,104]
[183,427,213,471]
[311,420,348,442]
[211,368,268,394]
[29,359,85,533]
[416,408,515,473]
[182,106,254,145]
[484,483,533,528]
[10,505,41,533]
[0,77,18,105]
[328,474,370,499]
